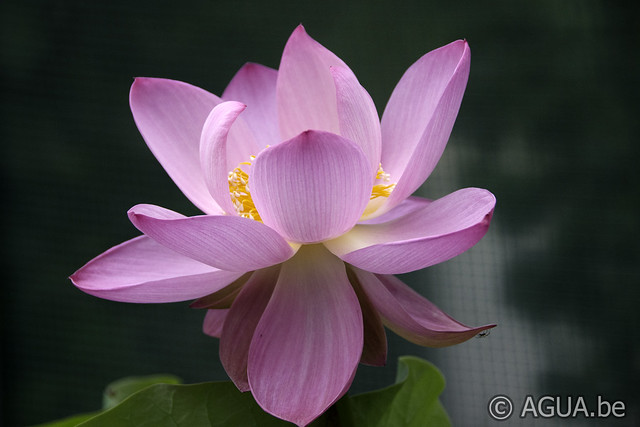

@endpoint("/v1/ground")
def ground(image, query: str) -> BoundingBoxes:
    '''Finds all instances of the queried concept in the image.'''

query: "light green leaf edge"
[102,374,182,409]
[33,412,101,427]
[346,356,451,427]
[78,381,291,427]
[32,375,182,427]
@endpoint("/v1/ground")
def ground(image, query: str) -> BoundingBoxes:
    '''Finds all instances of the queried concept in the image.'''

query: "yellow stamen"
[370,164,396,200]
[228,160,262,222]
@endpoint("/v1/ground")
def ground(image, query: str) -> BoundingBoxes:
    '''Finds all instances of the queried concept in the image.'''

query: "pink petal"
[222,63,281,147]
[130,78,223,214]
[251,130,372,244]
[247,245,363,426]
[380,40,471,210]
[203,309,229,338]
[276,25,347,140]
[70,236,242,303]
[199,101,257,215]
[219,266,280,391]
[353,268,495,347]
[331,66,381,177]
[189,273,251,309]
[348,269,387,366]
[359,196,432,225]
[128,204,295,271]
[325,188,495,274]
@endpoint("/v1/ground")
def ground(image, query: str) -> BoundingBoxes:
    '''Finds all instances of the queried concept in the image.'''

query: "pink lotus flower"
[71,25,495,426]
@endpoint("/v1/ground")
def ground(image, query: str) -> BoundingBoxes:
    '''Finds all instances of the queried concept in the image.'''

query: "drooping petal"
[199,101,257,215]
[380,40,471,210]
[347,268,387,366]
[130,78,223,214]
[222,63,280,147]
[128,204,296,271]
[331,66,381,177]
[251,130,371,244]
[247,245,363,426]
[276,25,347,140]
[70,236,243,303]
[325,188,495,274]
[203,309,229,338]
[219,266,280,391]
[353,268,495,347]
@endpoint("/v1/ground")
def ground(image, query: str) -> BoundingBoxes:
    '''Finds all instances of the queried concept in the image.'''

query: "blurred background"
[2,0,638,425]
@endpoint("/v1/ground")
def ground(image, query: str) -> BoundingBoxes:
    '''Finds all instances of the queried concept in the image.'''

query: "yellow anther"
[370,164,395,200]
[228,161,262,222]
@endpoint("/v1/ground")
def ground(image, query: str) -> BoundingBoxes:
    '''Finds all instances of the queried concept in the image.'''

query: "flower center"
[227,157,395,222]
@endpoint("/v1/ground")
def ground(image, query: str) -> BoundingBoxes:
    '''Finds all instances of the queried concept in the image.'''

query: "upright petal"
[128,204,296,271]
[353,268,495,347]
[277,25,347,140]
[325,188,495,274]
[247,245,363,426]
[199,101,257,215]
[381,40,471,210]
[219,266,280,391]
[130,78,223,214]
[70,236,243,303]
[222,63,280,147]
[331,66,382,177]
[251,130,372,243]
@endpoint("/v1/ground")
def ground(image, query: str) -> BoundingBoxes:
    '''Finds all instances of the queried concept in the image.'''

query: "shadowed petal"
[325,188,495,274]
[347,268,387,366]
[331,66,381,176]
[247,245,363,426]
[277,25,347,140]
[199,101,257,215]
[251,130,371,243]
[128,204,296,271]
[190,273,251,309]
[222,63,280,147]
[203,309,229,338]
[130,78,223,214]
[70,236,243,303]
[381,40,471,211]
[353,268,495,347]
[219,266,280,391]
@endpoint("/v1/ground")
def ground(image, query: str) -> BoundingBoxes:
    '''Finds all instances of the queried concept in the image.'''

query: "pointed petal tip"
[288,24,310,44]
[129,76,161,96]
[234,381,251,393]
[446,38,470,51]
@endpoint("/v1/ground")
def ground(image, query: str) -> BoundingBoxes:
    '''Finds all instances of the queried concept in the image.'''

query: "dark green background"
[2,1,638,425]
